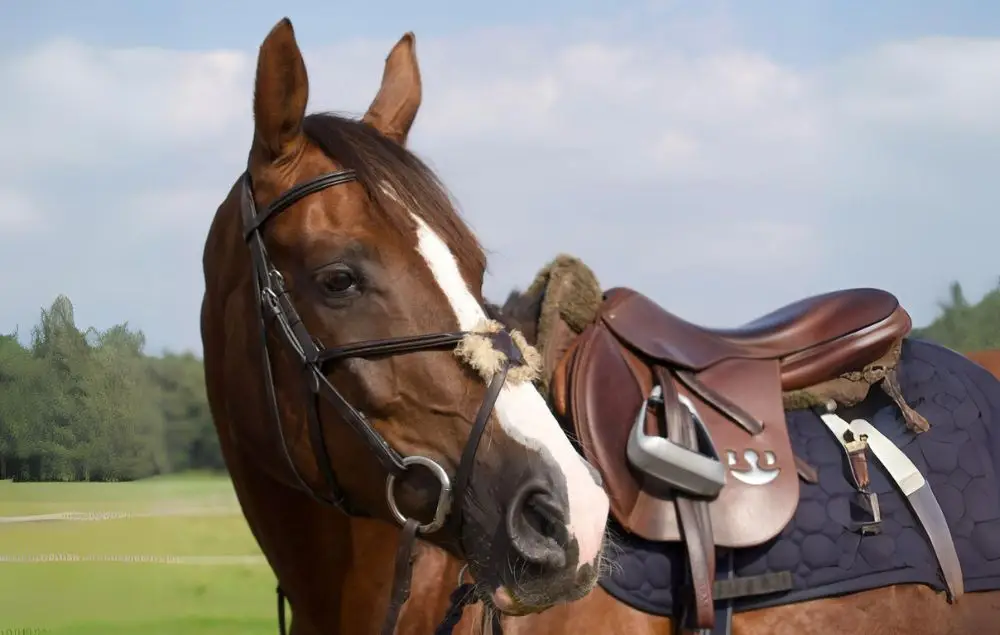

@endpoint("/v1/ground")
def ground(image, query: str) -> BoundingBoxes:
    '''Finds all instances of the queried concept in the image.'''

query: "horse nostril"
[506,483,569,571]
[524,491,567,543]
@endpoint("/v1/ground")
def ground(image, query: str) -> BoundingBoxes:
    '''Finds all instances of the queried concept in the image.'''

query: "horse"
[199,19,611,635]
[967,350,1000,381]
[435,256,1000,635]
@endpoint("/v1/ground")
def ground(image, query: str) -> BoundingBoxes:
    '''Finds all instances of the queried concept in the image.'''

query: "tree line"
[911,280,1000,352]
[0,295,220,481]
[0,282,997,482]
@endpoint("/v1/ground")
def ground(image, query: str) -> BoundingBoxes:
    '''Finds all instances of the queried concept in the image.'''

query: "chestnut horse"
[968,350,1000,381]
[433,282,1000,635]
[200,19,610,635]
[432,344,1000,635]
[201,17,1000,635]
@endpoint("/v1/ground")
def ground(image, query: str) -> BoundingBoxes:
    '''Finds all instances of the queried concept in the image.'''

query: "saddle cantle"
[550,286,912,629]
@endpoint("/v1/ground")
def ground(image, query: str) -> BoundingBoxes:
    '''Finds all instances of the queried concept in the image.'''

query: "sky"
[1,0,999,355]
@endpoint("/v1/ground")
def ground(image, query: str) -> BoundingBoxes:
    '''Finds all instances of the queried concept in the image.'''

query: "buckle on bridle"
[260,287,280,314]
[385,455,453,534]
[260,270,288,315]
[268,269,288,291]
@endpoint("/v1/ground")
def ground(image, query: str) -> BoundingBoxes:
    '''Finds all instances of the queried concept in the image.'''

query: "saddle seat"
[601,287,912,391]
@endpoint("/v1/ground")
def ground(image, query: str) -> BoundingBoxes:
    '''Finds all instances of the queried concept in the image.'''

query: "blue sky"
[2,1,999,353]
[5,0,999,59]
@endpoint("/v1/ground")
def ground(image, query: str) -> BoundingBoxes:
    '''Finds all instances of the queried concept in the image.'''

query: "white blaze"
[409,212,609,569]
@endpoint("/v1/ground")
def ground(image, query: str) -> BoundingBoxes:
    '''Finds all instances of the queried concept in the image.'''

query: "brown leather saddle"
[550,286,912,629]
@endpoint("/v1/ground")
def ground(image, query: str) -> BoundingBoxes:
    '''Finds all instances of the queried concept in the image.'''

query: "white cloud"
[0,39,250,172]
[831,38,1000,132]
[0,187,45,233]
[1,23,998,353]
[124,186,228,236]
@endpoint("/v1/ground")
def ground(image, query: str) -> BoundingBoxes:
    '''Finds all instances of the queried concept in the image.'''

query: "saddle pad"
[599,338,1000,616]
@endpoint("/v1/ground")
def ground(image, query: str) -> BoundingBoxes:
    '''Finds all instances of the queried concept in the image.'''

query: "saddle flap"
[569,324,644,520]
[695,357,799,546]
[569,322,799,548]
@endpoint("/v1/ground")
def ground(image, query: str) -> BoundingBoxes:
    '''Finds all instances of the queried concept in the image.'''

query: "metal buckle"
[858,491,882,535]
[260,270,287,314]
[261,286,280,315]
[268,269,287,291]
[385,455,453,534]
[626,385,726,498]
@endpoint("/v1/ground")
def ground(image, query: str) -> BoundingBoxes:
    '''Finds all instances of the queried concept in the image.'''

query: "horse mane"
[301,112,486,279]
[485,288,544,345]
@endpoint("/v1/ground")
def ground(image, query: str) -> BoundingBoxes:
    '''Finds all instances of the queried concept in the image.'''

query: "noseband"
[240,168,522,634]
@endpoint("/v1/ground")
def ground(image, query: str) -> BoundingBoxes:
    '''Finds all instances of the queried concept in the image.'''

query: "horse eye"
[318,268,358,295]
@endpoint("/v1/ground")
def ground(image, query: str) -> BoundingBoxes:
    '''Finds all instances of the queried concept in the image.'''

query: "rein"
[240,168,518,635]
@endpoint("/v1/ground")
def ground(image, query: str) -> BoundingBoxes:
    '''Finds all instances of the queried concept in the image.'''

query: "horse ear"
[362,33,422,145]
[252,18,309,161]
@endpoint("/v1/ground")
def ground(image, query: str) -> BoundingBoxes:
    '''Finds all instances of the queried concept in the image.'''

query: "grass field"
[0,473,277,635]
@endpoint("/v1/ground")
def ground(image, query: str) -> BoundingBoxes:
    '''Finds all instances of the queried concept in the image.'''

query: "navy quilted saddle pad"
[600,338,1000,616]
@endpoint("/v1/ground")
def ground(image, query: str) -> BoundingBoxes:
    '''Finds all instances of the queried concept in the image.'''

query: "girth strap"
[709,550,735,635]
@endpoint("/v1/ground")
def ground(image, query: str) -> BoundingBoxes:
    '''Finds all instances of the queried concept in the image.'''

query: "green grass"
[0,472,239,516]
[1,515,261,555]
[0,473,277,635]
[0,563,275,634]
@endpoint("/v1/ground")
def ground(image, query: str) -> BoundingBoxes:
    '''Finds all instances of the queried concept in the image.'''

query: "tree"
[79,324,167,480]
[0,294,216,482]
[28,296,91,480]
[0,332,42,479]
[149,352,223,473]
[915,280,1000,351]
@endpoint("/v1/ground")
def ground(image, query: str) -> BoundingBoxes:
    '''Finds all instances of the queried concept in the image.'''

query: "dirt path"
[0,506,240,524]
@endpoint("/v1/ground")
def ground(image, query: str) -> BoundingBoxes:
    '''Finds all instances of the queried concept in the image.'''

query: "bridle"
[239,166,522,635]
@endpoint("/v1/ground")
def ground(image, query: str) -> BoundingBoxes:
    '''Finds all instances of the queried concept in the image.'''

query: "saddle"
[550,286,912,629]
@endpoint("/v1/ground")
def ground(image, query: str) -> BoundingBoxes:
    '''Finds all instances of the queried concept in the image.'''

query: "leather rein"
[239,167,521,635]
